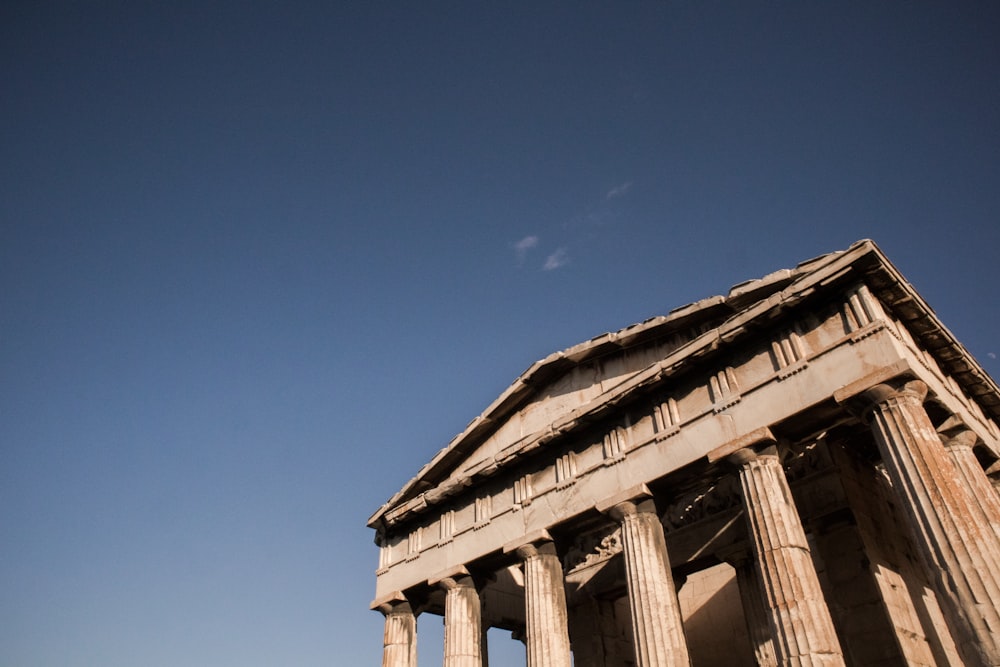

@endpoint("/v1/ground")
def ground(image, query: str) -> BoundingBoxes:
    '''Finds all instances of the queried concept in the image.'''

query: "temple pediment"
[368,239,1000,533]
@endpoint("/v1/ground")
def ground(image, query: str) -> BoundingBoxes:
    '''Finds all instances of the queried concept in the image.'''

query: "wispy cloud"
[521,183,628,271]
[513,235,539,265]
[605,182,632,200]
[989,352,997,360]
[543,247,569,271]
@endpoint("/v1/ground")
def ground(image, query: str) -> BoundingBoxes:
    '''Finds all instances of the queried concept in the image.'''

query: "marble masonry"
[368,240,1000,666]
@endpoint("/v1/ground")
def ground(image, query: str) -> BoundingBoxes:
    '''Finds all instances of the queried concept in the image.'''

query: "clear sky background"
[2,2,998,665]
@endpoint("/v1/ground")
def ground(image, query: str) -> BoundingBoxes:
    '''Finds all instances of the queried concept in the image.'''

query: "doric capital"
[515,540,558,560]
[503,529,556,560]
[726,447,758,467]
[831,359,913,407]
[707,427,776,464]
[943,428,979,452]
[606,497,658,523]
[595,483,655,521]
[429,565,480,591]
[372,591,415,617]
[835,374,928,419]
[859,380,928,407]
[725,445,781,473]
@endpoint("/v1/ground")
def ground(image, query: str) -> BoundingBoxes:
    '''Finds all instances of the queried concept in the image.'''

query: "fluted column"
[437,572,485,667]
[601,494,689,667]
[516,541,572,667]
[378,597,418,667]
[731,447,845,666]
[859,381,1000,666]
[724,551,778,667]
[944,428,1000,542]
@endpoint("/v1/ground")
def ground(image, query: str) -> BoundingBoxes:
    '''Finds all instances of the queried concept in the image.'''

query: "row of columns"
[379,378,1000,666]
[860,381,1000,666]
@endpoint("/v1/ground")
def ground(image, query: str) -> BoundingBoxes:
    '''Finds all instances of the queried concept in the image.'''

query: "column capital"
[604,498,660,522]
[835,379,929,423]
[595,483,654,520]
[372,591,416,616]
[726,447,760,467]
[429,565,481,591]
[831,359,913,405]
[707,426,776,464]
[503,529,556,560]
[943,428,979,452]
[515,541,558,560]
[859,380,928,406]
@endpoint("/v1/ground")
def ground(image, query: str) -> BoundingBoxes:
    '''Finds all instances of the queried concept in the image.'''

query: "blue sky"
[2,2,998,665]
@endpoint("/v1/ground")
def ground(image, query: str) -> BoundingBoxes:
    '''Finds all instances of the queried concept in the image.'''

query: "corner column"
[433,568,485,667]
[506,535,572,667]
[855,381,1000,666]
[730,444,846,666]
[377,595,418,667]
[598,486,690,666]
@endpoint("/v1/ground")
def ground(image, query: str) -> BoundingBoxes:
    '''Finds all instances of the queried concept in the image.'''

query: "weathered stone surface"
[515,541,572,667]
[434,571,485,667]
[600,494,690,666]
[377,597,418,667]
[858,381,1000,666]
[733,448,846,666]
[944,427,1000,543]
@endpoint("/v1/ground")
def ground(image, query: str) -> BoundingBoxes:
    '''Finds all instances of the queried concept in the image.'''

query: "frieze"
[662,476,741,531]
[783,440,835,484]
[563,524,623,573]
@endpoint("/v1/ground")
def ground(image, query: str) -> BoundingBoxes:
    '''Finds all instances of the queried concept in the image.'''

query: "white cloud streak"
[605,182,632,200]
[513,235,539,265]
[514,235,539,252]
[543,247,569,271]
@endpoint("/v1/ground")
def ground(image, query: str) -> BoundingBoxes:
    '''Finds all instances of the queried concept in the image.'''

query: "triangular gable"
[368,239,1000,530]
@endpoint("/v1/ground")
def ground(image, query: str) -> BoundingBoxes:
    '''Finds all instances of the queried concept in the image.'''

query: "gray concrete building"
[368,240,1000,666]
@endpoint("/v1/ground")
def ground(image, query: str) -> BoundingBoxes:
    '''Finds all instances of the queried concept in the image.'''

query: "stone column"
[943,428,1000,542]
[856,381,1000,666]
[731,446,846,667]
[377,596,418,667]
[723,550,777,667]
[514,540,572,667]
[598,488,690,667]
[434,570,485,667]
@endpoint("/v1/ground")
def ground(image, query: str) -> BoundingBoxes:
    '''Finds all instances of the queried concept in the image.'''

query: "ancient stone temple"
[367,240,1000,667]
